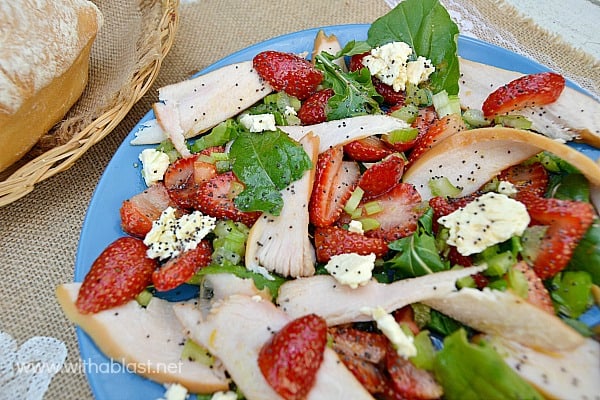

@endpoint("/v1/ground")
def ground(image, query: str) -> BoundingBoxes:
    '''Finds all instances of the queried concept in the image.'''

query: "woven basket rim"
[0,0,179,207]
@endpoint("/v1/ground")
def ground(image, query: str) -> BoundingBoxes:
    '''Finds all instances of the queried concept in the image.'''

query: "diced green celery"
[343,187,365,214]
[494,115,532,130]
[483,251,515,277]
[357,217,380,231]
[462,109,491,127]
[506,267,528,298]
[520,226,547,264]
[135,289,153,307]
[363,200,383,216]
[432,90,461,117]
[212,246,242,266]
[428,176,462,198]
[390,104,419,123]
[181,339,214,366]
[350,207,364,219]
[195,154,214,164]
[550,271,593,319]
[190,119,238,153]
[210,152,229,161]
[386,128,419,144]
[156,140,180,163]
[487,279,508,291]
[215,160,231,173]
[405,83,432,106]
[410,331,436,371]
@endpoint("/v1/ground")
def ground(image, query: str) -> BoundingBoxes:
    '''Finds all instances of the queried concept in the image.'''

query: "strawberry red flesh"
[258,314,327,400]
[343,136,394,162]
[314,225,388,263]
[407,113,466,167]
[152,240,212,291]
[482,72,565,118]
[297,88,334,125]
[358,153,405,200]
[120,183,173,238]
[164,155,201,210]
[253,50,323,100]
[498,162,549,198]
[76,237,157,314]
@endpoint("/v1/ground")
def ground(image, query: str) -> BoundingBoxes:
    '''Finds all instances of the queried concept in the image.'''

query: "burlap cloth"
[0,0,597,399]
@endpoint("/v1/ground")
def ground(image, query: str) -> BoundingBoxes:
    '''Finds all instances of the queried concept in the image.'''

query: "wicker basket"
[0,0,179,207]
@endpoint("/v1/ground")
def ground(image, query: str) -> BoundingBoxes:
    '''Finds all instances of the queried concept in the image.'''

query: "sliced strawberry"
[258,314,327,400]
[498,161,548,198]
[120,183,173,238]
[392,306,420,336]
[253,51,323,100]
[164,155,200,209]
[358,153,405,200]
[336,352,388,394]
[314,225,388,263]
[297,88,334,125]
[519,192,595,279]
[510,261,554,314]
[309,146,360,227]
[76,237,157,314]
[195,171,261,227]
[482,72,565,118]
[407,113,466,166]
[382,106,437,153]
[363,183,426,243]
[343,136,394,162]
[192,159,218,185]
[385,343,443,400]
[348,52,369,72]
[152,240,212,291]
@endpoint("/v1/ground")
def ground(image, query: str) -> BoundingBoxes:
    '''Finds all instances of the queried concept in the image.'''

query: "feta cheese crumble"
[239,113,276,132]
[143,206,216,260]
[438,192,530,256]
[347,220,364,234]
[139,148,170,186]
[325,252,375,289]
[362,306,417,359]
[160,383,188,400]
[361,42,435,92]
[211,391,238,400]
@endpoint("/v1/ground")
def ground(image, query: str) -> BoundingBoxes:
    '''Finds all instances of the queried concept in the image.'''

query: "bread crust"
[0,0,102,172]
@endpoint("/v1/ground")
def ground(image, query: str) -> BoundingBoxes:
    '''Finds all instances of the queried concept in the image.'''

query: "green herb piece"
[462,108,491,128]
[367,0,460,95]
[434,329,544,400]
[336,39,373,57]
[189,118,240,153]
[532,151,581,174]
[181,339,214,366]
[135,289,153,307]
[229,129,312,215]
[390,104,419,123]
[549,271,593,319]
[156,139,180,163]
[410,331,437,371]
[568,220,600,284]
[314,52,382,120]
[547,173,590,201]
[428,176,462,198]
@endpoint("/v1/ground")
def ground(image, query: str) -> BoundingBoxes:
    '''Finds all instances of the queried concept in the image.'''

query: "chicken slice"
[56,283,229,393]
[174,295,374,400]
[459,58,600,147]
[277,266,486,326]
[245,133,319,278]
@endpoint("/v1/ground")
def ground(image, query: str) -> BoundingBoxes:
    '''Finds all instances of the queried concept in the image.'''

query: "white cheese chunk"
[497,180,518,196]
[362,306,417,359]
[239,113,276,132]
[438,192,530,256]
[144,206,216,260]
[347,220,364,234]
[161,383,188,400]
[211,391,238,400]
[139,148,170,186]
[362,42,435,92]
[325,253,375,289]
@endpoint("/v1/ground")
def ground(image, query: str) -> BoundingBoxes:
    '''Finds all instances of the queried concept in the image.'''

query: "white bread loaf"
[0,0,103,172]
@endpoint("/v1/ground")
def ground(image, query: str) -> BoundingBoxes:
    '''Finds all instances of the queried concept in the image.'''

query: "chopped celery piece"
[343,187,365,214]
[487,279,508,291]
[196,154,214,164]
[156,140,180,163]
[212,246,242,265]
[210,152,229,161]
[390,104,419,123]
[481,250,515,277]
[215,160,231,173]
[410,331,437,371]
[135,289,153,307]
[520,226,546,264]
[462,109,491,127]
[363,200,383,215]
[428,176,462,198]
[494,115,532,130]
[405,83,432,106]
[358,217,380,231]
[181,339,214,366]
[387,128,419,144]
[506,267,528,298]
[432,90,461,117]
[550,271,593,319]
[190,119,239,153]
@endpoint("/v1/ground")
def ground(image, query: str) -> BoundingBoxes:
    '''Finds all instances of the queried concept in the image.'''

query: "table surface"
[1,0,598,399]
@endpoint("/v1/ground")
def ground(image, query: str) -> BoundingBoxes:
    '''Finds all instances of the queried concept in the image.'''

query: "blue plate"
[74,24,600,400]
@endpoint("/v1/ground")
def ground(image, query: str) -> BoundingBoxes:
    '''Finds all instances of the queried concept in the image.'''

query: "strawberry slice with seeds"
[120,183,174,238]
[297,88,334,125]
[253,51,323,100]
[314,225,388,263]
[407,113,466,166]
[343,136,394,162]
[258,314,327,400]
[364,183,426,242]
[309,146,360,227]
[510,261,554,314]
[482,71,565,118]
[164,155,201,209]
[382,106,438,153]
[385,343,443,400]
[358,153,406,200]
[498,161,549,198]
[76,237,157,314]
[195,171,261,227]
[518,192,595,279]
[152,240,212,291]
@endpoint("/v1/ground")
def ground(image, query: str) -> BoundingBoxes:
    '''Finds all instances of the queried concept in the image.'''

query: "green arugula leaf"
[314,52,382,120]
[367,0,460,95]
[229,129,312,215]
[568,219,600,285]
